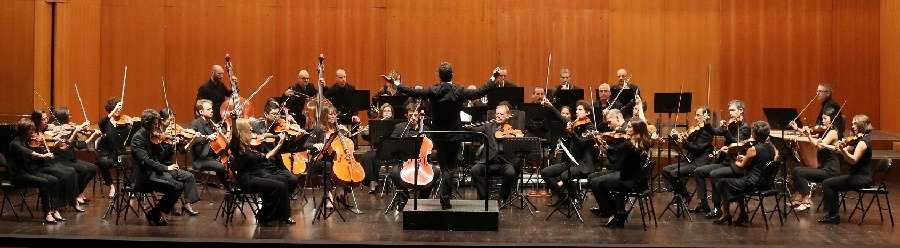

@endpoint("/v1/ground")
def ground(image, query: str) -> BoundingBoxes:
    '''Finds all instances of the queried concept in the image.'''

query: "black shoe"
[440,198,452,210]
[704,208,721,219]
[182,206,199,216]
[713,215,732,225]
[146,212,166,226]
[689,205,710,213]
[817,215,840,224]
[605,214,626,228]
[589,207,613,218]
[282,218,296,225]
[733,213,749,226]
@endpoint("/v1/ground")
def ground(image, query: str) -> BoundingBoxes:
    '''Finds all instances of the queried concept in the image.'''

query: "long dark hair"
[628,120,653,151]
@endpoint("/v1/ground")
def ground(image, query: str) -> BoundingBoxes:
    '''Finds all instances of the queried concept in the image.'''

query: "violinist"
[30,110,81,213]
[388,103,440,210]
[361,103,395,194]
[49,107,100,209]
[230,115,295,226]
[279,69,318,127]
[8,118,72,223]
[468,103,518,205]
[661,107,715,203]
[189,99,230,188]
[714,121,776,226]
[540,100,599,207]
[816,115,875,224]
[589,119,654,228]
[158,108,201,216]
[196,65,233,123]
[129,109,185,226]
[692,99,751,217]
[530,86,547,104]
[96,97,132,198]
[789,83,843,136]
[790,107,842,212]
[303,105,353,209]
[250,100,300,198]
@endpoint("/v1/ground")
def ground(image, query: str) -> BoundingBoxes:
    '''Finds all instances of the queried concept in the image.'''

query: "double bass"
[219,54,254,124]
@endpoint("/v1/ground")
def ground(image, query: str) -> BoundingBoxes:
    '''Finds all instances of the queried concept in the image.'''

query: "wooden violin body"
[400,136,435,187]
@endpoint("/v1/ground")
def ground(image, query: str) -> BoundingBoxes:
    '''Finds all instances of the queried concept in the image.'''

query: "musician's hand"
[351,116,361,124]
[41,153,54,159]
[207,134,218,141]
[167,164,179,171]
[789,121,798,130]
[277,133,287,144]
[736,155,746,162]
[540,98,552,107]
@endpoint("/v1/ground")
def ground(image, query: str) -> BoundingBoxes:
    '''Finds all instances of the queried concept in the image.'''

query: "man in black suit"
[468,103,517,205]
[486,68,517,88]
[324,68,360,125]
[392,62,498,209]
[131,109,184,226]
[196,65,233,123]
[278,69,318,128]
[547,68,579,102]
[611,68,641,119]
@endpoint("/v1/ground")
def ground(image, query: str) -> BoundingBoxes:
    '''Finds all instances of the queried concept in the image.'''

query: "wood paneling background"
[882,0,900,134]
[1,0,891,132]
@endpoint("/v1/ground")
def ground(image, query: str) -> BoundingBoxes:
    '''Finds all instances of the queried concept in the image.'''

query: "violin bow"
[819,100,847,140]
[73,81,89,123]
[792,85,821,124]
[672,82,685,137]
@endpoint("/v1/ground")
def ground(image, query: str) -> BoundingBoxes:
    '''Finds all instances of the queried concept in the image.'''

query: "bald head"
[466,85,477,90]
[335,69,347,86]
[211,65,225,81]
[297,69,311,84]
[616,69,628,82]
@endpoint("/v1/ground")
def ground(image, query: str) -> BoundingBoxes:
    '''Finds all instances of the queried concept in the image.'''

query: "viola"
[567,117,591,133]
[112,114,139,126]
[710,140,756,159]
[273,118,309,137]
[495,123,524,138]
[836,133,865,149]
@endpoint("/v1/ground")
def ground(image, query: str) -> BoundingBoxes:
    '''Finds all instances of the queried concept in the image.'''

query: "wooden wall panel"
[882,0,900,133]
[832,0,880,127]
[0,0,38,122]
[54,0,102,123]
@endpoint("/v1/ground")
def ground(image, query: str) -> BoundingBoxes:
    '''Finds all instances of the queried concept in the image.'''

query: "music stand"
[461,106,492,123]
[521,103,549,138]
[374,95,409,119]
[763,107,799,219]
[499,137,541,214]
[349,90,371,112]
[553,89,584,110]
[377,137,424,210]
[487,87,524,109]
[654,93,692,114]
[368,119,404,148]
[611,88,637,107]
[653,92,693,220]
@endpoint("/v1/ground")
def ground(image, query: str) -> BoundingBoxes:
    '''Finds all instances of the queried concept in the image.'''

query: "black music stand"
[499,137,541,214]
[611,88,637,108]
[368,119,405,148]
[374,95,409,119]
[350,90,371,112]
[462,106,491,124]
[487,87,524,109]
[654,92,693,220]
[553,89,584,110]
[377,137,424,210]
[763,107,799,220]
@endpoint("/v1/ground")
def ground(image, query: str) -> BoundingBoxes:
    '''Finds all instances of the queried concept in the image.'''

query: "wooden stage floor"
[0,180,897,248]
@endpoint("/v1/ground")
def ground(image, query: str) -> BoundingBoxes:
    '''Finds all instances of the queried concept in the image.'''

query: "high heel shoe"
[181,206,199,216]
[794,202,811,212]
[52,211,67,221]
[44,213,58,224]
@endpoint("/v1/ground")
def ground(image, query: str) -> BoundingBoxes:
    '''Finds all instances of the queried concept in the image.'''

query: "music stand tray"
[487,87,524,109]
[350,90,371,112]
[763,108,800,130]
[653,92,693,114]
[553,89,584,109]
[368,119,405,147]
[378,137,425,209]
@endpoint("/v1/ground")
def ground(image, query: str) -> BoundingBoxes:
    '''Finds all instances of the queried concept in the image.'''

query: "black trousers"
[239,175,290,222]
[11,173,60,212]
[390,164,441,205]
[661,156,708,196]
[39,163,78,207]
[822,174,872,216]
[265,166,299,197]
[590,171,628,214]
[470,161,516,200]
[541,162,591,199]
[435,141,461,200]
[693,163,743,208]
[95,153,119,186]
[360,151,381,185]
[793,167,839,196]
[140,179,184,216]
[57,159,98,196]
[192,159,229,186]
[170,170,200,204]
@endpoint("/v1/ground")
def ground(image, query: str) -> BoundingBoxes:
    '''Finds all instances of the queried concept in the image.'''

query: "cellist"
[303,105,355,209]
[387,102,441,211]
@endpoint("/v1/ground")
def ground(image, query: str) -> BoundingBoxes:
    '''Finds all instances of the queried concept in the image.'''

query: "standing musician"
[816,114,875,224]
[692,99,751,218]
[391,61,498,210]
[196,65,234,123]
[230,117,295,226]
[611,69,641,119]
[592,83,621,133]
[662,107,715,202]
[789,83,843,136]
[530,87,547,104]
[279,69,318,128]
[487,67,517,88]
[714,121,777,226]
[540,100,599,207]
[96,97,132,198]
[324,69,360,125]
[250,100,301,198]
[303,105,355,209]
[189,99,230,188]
[49,107,100,209]
[467,102,519,205]
[547,68,579,102]
[388,103,441,210]
[8,118,73,223]
[790,107,842,212]
[589,119,654,228]
[130,109,185,226]
[158,108,201,216]
[361,103,395,194]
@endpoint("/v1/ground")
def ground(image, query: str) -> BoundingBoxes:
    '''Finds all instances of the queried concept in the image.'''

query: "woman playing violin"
[661,107,715,204]
[96,97,133,198]
[157,108,201,216]
[790,107,842,212]
[250,100,300,198]
[8,118,78,223]
[229,113,295,226]
[589,118,654,227]
[29,110,81,212]
[541,100,599,207]
[48,107,99,210]
[714,121,777,226]
[816,114,875,224]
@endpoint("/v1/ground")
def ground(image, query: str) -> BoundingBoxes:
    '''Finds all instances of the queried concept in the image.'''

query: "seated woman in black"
[35,108,97,211]
[714,121,776,226]
[791,107,842,212]
[817,114,875,224]
[28,110,80,212]
[589,119,653,228]
[251,99,301,198]
[303,105,355,209]
[8,118,70,223]
[97,97,133,198]
[230,117,294,226]
[130,109,184,226]
[361,103,395,194]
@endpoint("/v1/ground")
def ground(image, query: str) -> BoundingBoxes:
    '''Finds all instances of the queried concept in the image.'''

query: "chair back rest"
[755,160,780,190]
[871,159,893,187]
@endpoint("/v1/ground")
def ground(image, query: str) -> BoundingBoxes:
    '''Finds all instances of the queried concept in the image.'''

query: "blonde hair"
[851,114,873,134]
[235,118,253,149]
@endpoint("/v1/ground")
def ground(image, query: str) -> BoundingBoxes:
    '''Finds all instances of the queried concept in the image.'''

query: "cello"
[399,103,435,187]
[327,125,365,184]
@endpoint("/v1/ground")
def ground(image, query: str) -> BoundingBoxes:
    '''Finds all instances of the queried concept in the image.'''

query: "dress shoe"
[689,205,710,213]
[733,213,749,226]
[440,198,452,210]
[282,218,296,225]
[817,215,840,224]
[589,207,613,218]
[146,212,166,226]
[605,214,626,228]
[713,215,732,225]
[704,208,721,219]
[51,211,67,221]
[44,213,58,224]
[182,206,199,216]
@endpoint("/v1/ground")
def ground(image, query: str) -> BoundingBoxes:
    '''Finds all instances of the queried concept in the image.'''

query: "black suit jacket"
[279,81,318,128]
[324,83,357,124]
[130,129,177,190]
[190,117,217,161]
[398,81,497,141]
[196,79,232,123]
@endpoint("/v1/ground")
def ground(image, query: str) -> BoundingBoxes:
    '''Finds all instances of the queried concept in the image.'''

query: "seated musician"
[30,110,80,212]
[230,117,295,226]
[49,107,100,210]
[303,105,354,209]
[8,118,73,223]
[388,103,441,210]
[791,107,842,212]
[96,97,131,198]
[468,102,519,206]
[589,119,654,228]
[662,107,715,201]
[816,115,875,224]
[158,108,201,216]
[714,121,777,226]
[251,100,300,198]
[189,99,230,187]
[789,83,843,135]
[279,69,317,128]
[547,68,579,103]
[361,103,395,194]
[692,99,751,218]
[130,109,185,226]
[540,100,599,207]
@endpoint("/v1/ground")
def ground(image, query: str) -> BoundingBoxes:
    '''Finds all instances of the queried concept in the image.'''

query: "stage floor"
[0,181,897,247]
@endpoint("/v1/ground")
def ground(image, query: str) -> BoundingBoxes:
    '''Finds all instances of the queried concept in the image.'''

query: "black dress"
[822,135,874,216]
[52,140,98,197]
[229,142,291,223]
[7,138,70,212]
[718,142,776,202]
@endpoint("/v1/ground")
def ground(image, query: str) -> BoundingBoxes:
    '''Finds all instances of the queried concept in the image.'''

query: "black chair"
[214,185,259,225]
[101,155,156,225]
[0,156,38,221]
[618,155,657,230]
[848,159,894,226]
[744,161,785,229]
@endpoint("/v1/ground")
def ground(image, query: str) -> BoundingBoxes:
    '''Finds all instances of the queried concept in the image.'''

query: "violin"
[710,140,756,159]
[720,117,741,128]
[567,117,591,133]
[112,114,140,127]
[495,123,524,138]
[250,133,279,146]
[273,118,309,137]
[835,133,865,150]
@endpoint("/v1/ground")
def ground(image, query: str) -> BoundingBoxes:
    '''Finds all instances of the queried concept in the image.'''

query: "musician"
[790,107,841,212]
[8,118,75,223]
[96,97,130,198]
[692,99,751,217]
[592,83,621,133]
[790,83,843,136]
[589,119,654,228]
[279,69,318,128]
[158,108,200,216]
[376,71,402,97]
[393,61,498,210]
[487,67,517,88]
[361,103,395,194]
[303,105,354,209]
[324,68,360,125]
[530,87,547,104]
[817,115,874,224]
[661,107,715,201]
[547,68,579,101]
[388,103,441,210]
[611,69,641,118]
[540,100,598,207]
[50,107,100,209]
[130,109,184,226]
[251,100,301,197]
[196,65,233,123]
[189,99,230,187]
[714,121,776,226]
[468,103,518,205]
[230,117,294,226]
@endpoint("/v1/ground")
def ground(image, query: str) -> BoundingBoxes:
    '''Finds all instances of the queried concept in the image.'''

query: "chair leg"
[875,193,885,224]
[885,192,895,226]
[19,191,33,219]
[849,191,864,221]
[774,194,784,226]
